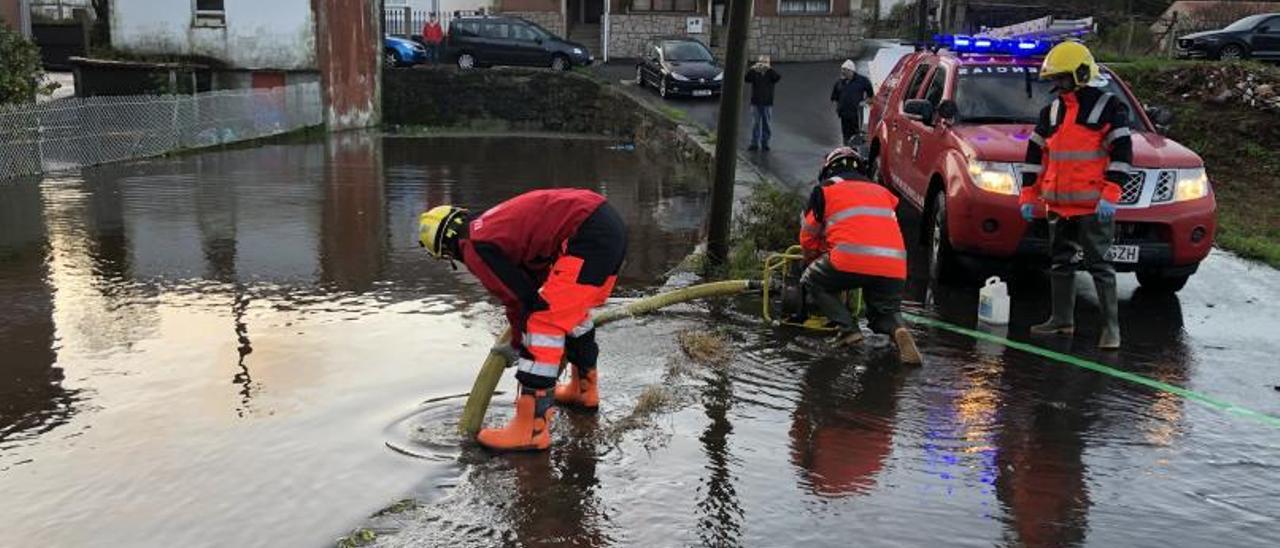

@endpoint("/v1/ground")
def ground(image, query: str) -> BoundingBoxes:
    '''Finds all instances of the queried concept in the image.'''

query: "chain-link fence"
[0,82,323,180]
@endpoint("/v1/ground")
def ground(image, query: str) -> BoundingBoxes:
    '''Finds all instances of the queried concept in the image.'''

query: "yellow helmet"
[1040,41,1099,87]
[417,205,468,259]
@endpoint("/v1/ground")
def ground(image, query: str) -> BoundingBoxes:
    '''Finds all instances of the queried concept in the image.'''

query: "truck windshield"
[954,65,1144,130]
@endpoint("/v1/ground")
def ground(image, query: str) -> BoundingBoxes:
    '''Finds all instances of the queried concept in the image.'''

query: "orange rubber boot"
[554,367,599,409]
[476,387,555,452]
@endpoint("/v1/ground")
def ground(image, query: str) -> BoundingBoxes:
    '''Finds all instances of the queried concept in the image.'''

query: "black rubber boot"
[1031,272,1076,335]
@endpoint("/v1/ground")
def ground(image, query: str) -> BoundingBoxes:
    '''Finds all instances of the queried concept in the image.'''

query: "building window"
[630,0,699,12]
[779,0,830,15]
[195,0,226,27]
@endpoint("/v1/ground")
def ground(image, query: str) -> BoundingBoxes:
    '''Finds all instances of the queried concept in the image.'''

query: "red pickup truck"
[867,46,1216,292]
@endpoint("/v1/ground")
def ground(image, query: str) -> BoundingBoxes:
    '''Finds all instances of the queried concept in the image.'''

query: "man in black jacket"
[745,55,781,151]
[831,59,874,145]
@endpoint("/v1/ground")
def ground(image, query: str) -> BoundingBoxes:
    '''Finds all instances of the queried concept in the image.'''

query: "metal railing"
[383,8,490,38]
[0,82,323,180]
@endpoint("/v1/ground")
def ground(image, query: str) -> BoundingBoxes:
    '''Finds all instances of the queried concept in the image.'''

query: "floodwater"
[3,133,1280,548]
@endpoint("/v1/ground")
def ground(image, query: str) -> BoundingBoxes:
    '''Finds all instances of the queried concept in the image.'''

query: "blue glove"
[1096,199,1117,222]
[1020,203,1035,222]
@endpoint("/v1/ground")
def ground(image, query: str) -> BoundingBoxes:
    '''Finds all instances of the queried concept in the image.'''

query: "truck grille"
[1152,170,1176,202]
[1120,171,1145,205]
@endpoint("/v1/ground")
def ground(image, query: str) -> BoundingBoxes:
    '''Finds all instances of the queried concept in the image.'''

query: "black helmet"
[819,146,867,181]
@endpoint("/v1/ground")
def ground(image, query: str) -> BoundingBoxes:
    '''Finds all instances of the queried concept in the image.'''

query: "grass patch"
[658,105,688,122]
[336,528,378,548]
[676,329,732,365]
[371,498,420,518]
[1111,61,1280,268]
[726,181,808,278]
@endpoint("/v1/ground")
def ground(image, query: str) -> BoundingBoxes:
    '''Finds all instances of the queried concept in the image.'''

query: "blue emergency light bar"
[934,34,1053,56]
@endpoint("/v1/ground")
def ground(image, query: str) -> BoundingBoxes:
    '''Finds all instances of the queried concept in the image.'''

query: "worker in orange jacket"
[1019,41,1133,349]
[800,147,921,365]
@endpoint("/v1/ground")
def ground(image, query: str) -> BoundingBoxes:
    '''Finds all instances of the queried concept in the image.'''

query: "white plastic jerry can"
[978,276,1010,326]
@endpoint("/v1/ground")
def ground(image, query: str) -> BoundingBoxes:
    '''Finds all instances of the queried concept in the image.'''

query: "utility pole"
[916,0,929,44]
[705,0,753,273]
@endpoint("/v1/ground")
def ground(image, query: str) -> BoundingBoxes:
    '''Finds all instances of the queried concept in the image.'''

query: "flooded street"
[3,133,1280,547]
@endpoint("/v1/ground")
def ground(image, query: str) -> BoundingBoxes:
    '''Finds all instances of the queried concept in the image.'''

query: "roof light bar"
[933,34,1054,56]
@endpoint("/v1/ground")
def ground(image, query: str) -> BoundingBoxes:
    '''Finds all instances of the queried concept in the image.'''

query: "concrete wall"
[312,0,380,130]
[111,0,316,70]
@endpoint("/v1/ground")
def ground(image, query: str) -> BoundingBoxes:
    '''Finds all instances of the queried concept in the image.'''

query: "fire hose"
[457,279,761,435]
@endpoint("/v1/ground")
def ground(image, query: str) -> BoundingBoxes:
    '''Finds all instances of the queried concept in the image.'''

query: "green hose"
[457,279,759,435]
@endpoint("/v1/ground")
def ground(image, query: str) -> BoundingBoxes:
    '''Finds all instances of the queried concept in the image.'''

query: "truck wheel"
[928,191,964,285]
[1136,271,1191,293]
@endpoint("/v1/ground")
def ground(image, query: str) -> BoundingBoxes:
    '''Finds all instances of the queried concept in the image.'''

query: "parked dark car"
[446,16,592,70]
[636,37,724,99]
[1177,12,1280,60]
[384,36,427,68]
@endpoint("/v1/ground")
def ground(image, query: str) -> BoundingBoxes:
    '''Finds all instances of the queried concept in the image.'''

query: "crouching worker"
[800,148,921,365]
[418,189,628,451]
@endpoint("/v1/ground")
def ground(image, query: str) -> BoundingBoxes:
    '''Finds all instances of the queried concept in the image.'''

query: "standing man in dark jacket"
[831,59,874,145]
[745,55,781,152]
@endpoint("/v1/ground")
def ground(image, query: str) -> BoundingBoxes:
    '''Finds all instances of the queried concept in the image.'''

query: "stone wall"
[607,12,867,62]
[499,10,566,39]
[750,15,867,61]
[382,67,713,177]
[607,14,711,60]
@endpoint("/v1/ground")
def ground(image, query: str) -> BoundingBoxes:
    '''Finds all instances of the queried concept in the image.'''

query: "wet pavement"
[3,130,1280,547]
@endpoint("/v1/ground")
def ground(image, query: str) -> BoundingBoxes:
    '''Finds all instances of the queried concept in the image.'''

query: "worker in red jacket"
[422,13,445,64]
[800,147,921,365]
[418,189,627,451]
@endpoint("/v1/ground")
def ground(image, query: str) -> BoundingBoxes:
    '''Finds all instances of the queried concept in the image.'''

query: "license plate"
[1106,245,1140,263]
[692,89,712,97]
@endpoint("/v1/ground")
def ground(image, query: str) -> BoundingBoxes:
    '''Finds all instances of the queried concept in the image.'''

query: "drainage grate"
[1120,171,1145,205]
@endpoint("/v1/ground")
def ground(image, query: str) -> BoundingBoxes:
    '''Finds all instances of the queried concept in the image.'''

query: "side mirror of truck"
[937,99,959,122]
[904,99,935,125]
[1145,105,1175,132]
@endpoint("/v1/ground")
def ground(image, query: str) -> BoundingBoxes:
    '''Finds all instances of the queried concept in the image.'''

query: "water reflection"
[0,183,76,455]
[789,360,905,498]
[696,366,743,547]
[504,414,611,547]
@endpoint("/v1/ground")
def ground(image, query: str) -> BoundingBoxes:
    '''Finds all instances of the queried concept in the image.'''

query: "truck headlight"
[967,161,1019,195]
[1174,168,1210,202]
[670,72,691,82]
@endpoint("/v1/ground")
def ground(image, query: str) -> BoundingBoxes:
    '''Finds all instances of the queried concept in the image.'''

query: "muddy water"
[4,133,1280,548]
[0,134,706,547]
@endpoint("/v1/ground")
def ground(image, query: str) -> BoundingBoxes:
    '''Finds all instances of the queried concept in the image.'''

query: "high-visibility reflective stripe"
[1029,133,1047,147]
[1103,127,1131,145]
[526,333,565,349]
[1047,149,1108,161]
[516,358,560,378]
[835,243,908,260]
[1049,99,1061,126]
[1107,161,1132,173]
[1086,93,1113,124]
[1042,190,1101,202]
[827,206,896,224]
[1019,163,1042,174]
[570,319,594,338]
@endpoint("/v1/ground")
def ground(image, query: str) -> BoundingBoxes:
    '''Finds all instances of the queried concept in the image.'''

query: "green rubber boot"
[1031,272,1076,335]
[1095,276,1121,350]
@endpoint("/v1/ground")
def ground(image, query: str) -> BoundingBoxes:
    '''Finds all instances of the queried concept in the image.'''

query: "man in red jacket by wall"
[418,189,627,451]
[422,13,445,64]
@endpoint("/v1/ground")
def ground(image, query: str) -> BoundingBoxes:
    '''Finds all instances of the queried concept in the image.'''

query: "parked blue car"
[384,36,427,68]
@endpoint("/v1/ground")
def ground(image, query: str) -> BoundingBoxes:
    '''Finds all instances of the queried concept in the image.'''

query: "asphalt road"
[595,59,867,188]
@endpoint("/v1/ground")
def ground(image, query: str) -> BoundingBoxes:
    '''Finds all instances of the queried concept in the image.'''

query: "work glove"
[1020,203,1035,223]
[1095,199,1117,222]
[491,343,520,366]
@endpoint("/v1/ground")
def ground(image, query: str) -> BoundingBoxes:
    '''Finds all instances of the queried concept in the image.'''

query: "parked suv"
[1177,12,1280,61]
[867,42,1216,292]
[447,16,593,70]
